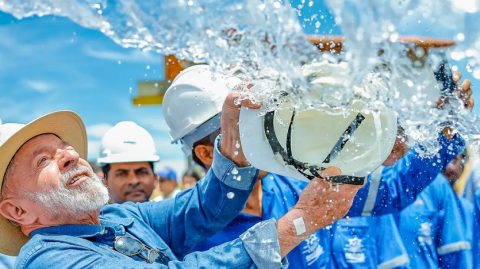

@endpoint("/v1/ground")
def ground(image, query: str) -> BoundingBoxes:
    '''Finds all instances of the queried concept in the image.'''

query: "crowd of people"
[0,62,478,269]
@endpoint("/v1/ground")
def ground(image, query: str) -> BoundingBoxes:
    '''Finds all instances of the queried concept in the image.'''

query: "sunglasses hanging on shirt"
[113,234,171,265]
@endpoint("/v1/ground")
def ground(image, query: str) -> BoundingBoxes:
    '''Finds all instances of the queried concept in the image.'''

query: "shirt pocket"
[332,218,377,268]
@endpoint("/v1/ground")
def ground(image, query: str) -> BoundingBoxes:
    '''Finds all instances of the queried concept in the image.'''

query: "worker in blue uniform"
[394,174,470,269]
[162,65,469,268]
[473,190,480,268]
[445,152,474,269]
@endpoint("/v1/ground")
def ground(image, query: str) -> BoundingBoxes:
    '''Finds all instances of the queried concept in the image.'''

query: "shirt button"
[226,192,235,199]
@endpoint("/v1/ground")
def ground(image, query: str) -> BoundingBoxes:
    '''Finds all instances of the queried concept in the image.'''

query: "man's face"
[105,162,157,203]
[159,178,177,196]
[383,137,409,166]
[0,134,109,223]
[182,175,197,189]
[444,154,465,184]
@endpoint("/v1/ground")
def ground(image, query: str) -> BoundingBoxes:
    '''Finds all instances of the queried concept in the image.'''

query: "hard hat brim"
[97,154,160,164]
[239,104,397,182]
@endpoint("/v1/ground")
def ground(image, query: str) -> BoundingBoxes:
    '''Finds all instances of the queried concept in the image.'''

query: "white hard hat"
[163,65,239,154]
[97,121,159,164]
[239,62,397,184]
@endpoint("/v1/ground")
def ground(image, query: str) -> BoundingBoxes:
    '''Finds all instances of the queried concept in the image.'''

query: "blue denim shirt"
[15,138,286,269]
[0,254,15,269]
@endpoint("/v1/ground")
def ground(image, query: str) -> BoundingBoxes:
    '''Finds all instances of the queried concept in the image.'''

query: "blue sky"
[0,12,183,170]
[0,1,478,173]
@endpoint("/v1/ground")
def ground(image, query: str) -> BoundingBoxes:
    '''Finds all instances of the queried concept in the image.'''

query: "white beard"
[24,166,109,218]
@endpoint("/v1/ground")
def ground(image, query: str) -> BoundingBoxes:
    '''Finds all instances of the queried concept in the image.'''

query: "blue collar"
[30,217,135,239]
[261,173,279,193]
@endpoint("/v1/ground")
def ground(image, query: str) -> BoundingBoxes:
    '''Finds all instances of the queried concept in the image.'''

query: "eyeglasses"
[264,108,365,185]
[113,235,170,264]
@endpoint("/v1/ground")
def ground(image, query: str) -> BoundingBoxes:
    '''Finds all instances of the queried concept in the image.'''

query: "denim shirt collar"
[30,217,134,240]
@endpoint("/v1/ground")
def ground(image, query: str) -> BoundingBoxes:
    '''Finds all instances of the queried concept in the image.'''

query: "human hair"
[101,162,155,180]
[191,128,221,168]
[0,161,14,199]
[182,168,203,182]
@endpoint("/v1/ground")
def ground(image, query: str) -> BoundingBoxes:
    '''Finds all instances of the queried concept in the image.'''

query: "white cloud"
[87,123,113,139]
[87,139,101,161]
[141,117,171,133]
[22,79,54,93]
[0,98,57,123]
[83,45,160,63]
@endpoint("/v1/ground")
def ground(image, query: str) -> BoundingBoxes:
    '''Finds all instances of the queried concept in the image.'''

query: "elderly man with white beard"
[0,92,361,269]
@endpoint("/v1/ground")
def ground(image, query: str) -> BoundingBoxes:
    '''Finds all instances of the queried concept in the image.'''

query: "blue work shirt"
[394,174,470,269]
[473,190,480,268]
[14,138,287,269]
[331,215,409,269]
[349,134,465,217]
[457,196,474,269]
[191,134,463,268]
[193,174,331,268]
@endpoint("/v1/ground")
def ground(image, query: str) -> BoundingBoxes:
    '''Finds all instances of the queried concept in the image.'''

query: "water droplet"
[473,68,480,80]
[227,192,235,199]
[455,33,465,42]
[235,141,241,149]
[231,167,239,175]
[466,64,473,73]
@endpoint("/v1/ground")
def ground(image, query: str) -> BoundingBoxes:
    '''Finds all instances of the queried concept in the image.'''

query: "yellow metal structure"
[132,55,195,106]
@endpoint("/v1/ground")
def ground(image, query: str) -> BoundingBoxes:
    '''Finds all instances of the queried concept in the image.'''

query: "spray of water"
[1,0,479,156]
[322,0,480,155]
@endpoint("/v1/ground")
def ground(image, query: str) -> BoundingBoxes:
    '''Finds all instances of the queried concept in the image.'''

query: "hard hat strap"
[264,109,365,185]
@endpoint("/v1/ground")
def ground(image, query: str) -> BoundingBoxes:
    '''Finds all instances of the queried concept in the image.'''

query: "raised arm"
[137,137,258,257]
[136,93,262,257]
[348,134,465,217]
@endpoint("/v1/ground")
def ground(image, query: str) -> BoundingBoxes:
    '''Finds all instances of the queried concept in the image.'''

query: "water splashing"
[1,0,480,156]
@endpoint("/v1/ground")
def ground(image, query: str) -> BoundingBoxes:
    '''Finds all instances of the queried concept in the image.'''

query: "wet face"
[159,178,177,197]
[0,134,109,226]
[444,155,465,184]
[383,137,409,166]
[105,162,157,203]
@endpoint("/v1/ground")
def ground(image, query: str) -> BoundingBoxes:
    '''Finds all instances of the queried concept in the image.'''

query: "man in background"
[153,166,180,201]
[97,121,159,203]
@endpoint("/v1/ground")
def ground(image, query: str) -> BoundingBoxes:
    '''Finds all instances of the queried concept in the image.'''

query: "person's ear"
[194,144,214,167]
[0,198,36,227]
